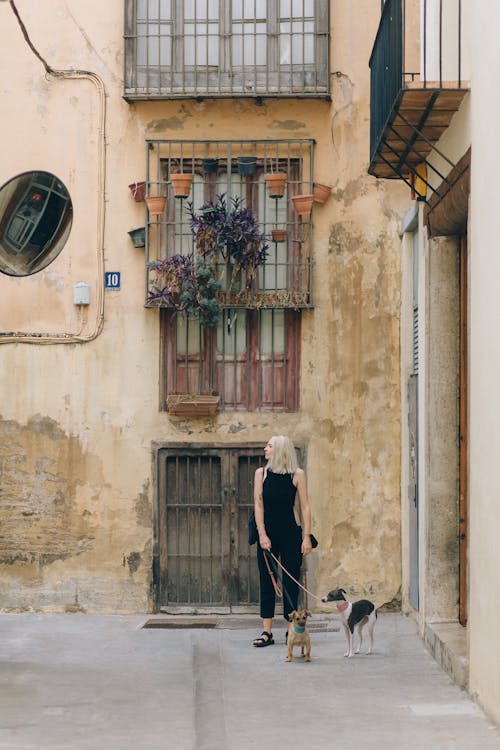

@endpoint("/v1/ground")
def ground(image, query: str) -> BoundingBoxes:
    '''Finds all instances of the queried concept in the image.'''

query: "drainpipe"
[0,0,107,344]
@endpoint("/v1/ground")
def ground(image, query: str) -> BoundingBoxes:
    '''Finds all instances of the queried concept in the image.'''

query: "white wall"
[468,0,500,726]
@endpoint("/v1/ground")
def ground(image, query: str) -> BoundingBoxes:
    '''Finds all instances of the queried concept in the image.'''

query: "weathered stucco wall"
[0,0,406,613]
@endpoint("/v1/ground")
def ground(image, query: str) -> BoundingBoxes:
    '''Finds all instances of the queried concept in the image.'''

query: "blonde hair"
[267,435,298,474]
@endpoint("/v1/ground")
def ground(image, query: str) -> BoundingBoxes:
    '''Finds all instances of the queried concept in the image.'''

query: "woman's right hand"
[259,533,272,551]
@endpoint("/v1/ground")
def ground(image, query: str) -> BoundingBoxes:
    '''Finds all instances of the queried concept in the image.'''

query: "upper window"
[124,0,329,99]
[0,171,73,277]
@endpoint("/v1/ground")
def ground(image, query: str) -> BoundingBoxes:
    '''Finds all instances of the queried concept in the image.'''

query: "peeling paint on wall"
[268,119,306,130]
[0,415,97,568]
[0,0,405,615]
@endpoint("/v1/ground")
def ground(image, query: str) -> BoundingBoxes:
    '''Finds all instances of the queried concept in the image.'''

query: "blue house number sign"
[105,272,121,290]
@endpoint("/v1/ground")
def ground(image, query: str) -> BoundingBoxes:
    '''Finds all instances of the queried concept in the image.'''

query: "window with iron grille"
[124,0,329,99]
[161,308,300,411]
[145,139,314,310]
[147,139,311,412]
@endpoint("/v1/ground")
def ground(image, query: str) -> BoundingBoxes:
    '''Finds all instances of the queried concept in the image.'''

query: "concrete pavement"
[0,612,499,750]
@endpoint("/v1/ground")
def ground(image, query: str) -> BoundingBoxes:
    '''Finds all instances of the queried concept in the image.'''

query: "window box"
[166,393,220,417]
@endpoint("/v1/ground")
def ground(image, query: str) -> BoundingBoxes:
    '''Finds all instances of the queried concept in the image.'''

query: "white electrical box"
[73,282,90,306]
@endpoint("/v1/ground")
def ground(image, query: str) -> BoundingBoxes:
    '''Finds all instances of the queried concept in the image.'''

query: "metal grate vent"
[412,305,419,374]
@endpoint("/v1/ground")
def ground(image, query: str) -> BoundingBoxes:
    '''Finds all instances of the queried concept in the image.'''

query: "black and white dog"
[321,588,377,658]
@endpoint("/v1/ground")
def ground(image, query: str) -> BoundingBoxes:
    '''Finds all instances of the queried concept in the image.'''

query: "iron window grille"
[144,138,314,310]
[124,0,329,99]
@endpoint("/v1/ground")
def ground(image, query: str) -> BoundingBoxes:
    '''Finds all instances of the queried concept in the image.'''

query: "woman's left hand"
[301,536,312,556]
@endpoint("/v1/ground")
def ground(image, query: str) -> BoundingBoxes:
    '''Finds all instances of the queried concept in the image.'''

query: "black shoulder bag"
[248,511,318,548]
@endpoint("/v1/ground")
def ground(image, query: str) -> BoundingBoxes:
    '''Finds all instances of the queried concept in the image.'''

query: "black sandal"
[253,631,274,647]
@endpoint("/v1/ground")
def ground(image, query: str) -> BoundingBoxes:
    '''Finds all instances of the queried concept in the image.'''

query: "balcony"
[141,139,316,310]
[124,0,329,100]
[369,0,469,198]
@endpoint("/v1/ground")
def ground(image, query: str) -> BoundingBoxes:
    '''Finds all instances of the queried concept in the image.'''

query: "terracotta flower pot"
[145,195,167,215]
[128,227,146,247]
[271,228,287,243]
[313,182,332,204]
[170,173,193,198]
[264,172,287,198]
[291,193,314,220]
[128,181,146,202]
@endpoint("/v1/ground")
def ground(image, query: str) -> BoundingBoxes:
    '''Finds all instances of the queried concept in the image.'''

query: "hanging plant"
[187,194,268,289]
[147,253,220,326]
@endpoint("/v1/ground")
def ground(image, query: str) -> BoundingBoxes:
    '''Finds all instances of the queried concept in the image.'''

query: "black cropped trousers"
[256,525,303,621]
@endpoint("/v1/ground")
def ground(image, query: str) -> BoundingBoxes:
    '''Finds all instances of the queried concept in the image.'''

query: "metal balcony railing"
[369,0,403,163]
[369,0,468,185]
[124,0,329,100]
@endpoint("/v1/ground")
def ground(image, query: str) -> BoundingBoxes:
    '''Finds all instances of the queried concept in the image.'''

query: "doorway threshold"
[424,620,469,689]
[143,617,217,629]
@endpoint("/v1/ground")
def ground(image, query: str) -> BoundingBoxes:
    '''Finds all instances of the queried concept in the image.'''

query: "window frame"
[160,308,301,412]
[124,0,329,99]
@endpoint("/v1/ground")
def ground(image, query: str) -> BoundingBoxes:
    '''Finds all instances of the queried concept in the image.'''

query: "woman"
[252,435,312,647]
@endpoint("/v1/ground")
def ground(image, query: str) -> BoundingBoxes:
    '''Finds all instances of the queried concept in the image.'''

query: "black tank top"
[262,470,298,537]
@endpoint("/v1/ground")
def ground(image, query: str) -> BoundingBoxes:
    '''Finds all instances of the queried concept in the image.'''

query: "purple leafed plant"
[147,253,220,326]
[187,194,268,285]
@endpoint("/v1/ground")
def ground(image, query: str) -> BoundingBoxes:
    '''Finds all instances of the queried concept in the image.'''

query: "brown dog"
[286,609,312,662]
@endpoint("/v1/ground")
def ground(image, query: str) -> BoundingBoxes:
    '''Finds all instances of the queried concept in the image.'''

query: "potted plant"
[291,193,314,220]
[264,171,287,198]
[271,228,287,243]
[187,194,269,292]
[147,253,220,326]
[146,195,167,215]
[313,182,332,204]
[237,156,257,176]
[202,158,219,174]
[128,227,146,247]
[145,182,167,215]
[170,172,194,198]
[128,181,146,202]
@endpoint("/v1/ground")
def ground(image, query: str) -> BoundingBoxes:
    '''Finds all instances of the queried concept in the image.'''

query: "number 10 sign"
[105,272,120,290]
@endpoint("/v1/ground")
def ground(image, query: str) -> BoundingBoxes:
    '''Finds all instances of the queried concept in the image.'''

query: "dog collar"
[293,624,306,634]
[336,601,349,613]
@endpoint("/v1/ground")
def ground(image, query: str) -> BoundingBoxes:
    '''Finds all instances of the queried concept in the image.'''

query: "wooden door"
[459,235,468,626]
[155,446,263,611]
[408,374,419,610]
